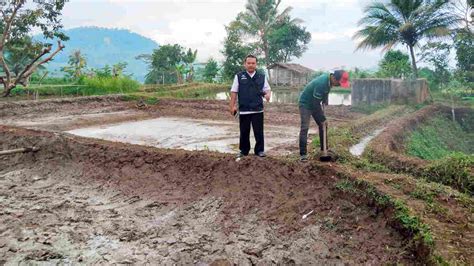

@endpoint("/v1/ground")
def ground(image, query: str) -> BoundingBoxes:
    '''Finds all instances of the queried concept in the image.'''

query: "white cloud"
[150,18,228,61]
[311,28,358,43]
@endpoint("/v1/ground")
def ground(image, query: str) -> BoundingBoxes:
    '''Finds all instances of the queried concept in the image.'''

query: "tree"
[453,29,474,82]
[377,50,412,78]
[0,0,68,96]
[350,67,377,79]
[61,50,87,79]
[141,44,197,84]
[354,0,457,77]
[203,58,219,82]
[419,42,452,88]
[449,0,473,33]
[267,16,311,63]
[93,65,112,78]
[239,0,308,69]
[112,62,128,77]
[182,48,197,82]
[222,1,310,80]
[143,44,183,84]
[3,36,44,77]
[221,17,254,81]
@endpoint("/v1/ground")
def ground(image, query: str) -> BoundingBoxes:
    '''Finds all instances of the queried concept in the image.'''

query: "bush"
[441,79,473,98]
[423,152,474,195]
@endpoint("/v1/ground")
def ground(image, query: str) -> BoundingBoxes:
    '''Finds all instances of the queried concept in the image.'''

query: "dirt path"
[0,126,415,264]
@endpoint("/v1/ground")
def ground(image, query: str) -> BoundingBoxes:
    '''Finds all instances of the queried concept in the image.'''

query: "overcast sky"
[60,0,388,70]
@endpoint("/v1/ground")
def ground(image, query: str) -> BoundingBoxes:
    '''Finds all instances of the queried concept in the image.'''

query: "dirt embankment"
[366,105,473,175]
[0,125,417,264]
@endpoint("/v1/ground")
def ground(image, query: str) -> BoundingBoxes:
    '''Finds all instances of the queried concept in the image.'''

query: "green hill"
[36,27,159,82]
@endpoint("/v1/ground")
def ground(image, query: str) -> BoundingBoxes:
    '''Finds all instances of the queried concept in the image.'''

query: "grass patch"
[79,76,140,95]
[423,152,474,195]
[8,76,141,97]
[351,103,389,114]
[350,158,390,173]
[407,116,474,160]
[410,185,437,204]
[392,199,434,246]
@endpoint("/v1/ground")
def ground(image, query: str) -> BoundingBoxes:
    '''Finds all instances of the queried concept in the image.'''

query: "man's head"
[244,54,258,73]
[330,70,350,88]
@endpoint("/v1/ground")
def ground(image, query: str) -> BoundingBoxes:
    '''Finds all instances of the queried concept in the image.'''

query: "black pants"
[299,104,327,156]
[239,112,264,155]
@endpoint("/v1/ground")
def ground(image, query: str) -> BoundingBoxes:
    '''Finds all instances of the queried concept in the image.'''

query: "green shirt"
[298,73,331,110]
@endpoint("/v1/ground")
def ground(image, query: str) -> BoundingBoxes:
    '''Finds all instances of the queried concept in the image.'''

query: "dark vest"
[237,71,265,112]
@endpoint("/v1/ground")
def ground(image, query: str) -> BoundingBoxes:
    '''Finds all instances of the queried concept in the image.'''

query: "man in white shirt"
[229,55,271,158]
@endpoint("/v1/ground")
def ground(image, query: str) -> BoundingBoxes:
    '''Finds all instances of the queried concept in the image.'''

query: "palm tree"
[241,0,302,69]
[354,0,458,77]
[62,50,87,79]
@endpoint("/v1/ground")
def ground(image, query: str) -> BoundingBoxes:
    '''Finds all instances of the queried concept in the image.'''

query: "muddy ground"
[1,96,460,264]
[0,96,361,157]
[0,96,361,129]
[0,126,416,264]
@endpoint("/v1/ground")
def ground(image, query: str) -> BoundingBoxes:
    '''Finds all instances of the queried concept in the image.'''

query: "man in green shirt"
[298,70,350,161]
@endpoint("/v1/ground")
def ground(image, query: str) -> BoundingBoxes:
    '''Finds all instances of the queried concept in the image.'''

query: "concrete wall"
[352,78,429,106]
[269,67,310,87]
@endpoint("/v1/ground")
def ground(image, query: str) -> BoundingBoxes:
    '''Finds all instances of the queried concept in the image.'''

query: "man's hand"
[230,106,237,116]
[263,91,271,102]
[264,94,270,102]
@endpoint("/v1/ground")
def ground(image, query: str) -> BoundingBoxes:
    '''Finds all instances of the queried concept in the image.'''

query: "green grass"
[7,76,141,97]
[79,76,140,95]
[407,116,474,160]
[351,103,389,114]
[350,158,390,173]
[423,152,474,195]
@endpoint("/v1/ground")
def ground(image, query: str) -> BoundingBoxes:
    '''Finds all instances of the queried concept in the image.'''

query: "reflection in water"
[208,90,351,106]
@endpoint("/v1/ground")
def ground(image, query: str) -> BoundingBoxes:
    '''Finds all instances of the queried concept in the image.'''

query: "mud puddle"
[349,128,385,156]
[67,117,303,155]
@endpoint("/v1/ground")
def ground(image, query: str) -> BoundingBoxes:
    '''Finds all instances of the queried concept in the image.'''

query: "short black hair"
[244,54,258,63]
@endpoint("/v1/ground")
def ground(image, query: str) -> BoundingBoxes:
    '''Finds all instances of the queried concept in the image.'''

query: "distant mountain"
[35,27,159,82]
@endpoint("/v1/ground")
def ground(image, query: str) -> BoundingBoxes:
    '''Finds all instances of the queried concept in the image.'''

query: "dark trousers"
[239,112,264,155]
[299,104,327,156]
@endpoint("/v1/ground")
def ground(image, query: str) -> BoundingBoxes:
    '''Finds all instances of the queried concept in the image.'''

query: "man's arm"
[263,76,271,102]
[230,92,238,115]
[229,75,239,115]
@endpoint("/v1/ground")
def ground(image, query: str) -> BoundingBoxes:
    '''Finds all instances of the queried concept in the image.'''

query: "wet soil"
[0,126,415,264]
